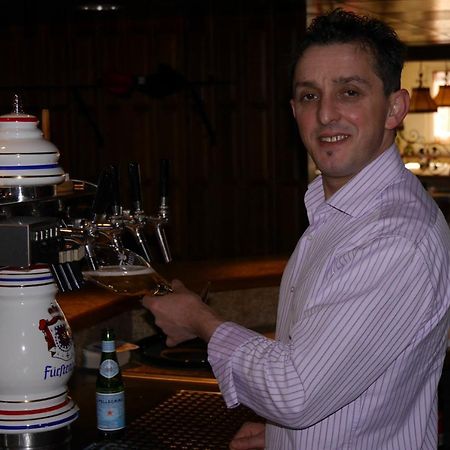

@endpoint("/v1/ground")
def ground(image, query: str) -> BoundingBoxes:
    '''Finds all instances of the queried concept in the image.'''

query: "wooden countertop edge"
[58,286,142,330]
[58,256,288,331]
[155,256,287,292]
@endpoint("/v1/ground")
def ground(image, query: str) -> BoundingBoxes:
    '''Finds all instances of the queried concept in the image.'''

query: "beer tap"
[154,158,171,262]
[54,160,172,290]
[58,165,121,270]
[127,161,153,262]
[105,164,125,254]
[124,159,171,263]
[85,165,118,269]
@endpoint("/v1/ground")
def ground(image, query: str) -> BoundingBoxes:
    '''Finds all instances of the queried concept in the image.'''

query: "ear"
[385,89,410,130]
[290,99,296,118]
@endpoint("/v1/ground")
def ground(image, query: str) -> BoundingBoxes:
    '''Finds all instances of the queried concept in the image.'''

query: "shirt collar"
[305,144,407,219]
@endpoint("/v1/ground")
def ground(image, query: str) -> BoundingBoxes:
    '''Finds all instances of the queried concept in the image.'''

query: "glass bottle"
[96,328,125,439]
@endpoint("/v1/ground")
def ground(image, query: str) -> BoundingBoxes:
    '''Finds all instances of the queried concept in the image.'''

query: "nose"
[318,95,340,125]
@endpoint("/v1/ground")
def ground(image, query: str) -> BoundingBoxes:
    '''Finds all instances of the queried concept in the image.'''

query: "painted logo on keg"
[38,303,73,362]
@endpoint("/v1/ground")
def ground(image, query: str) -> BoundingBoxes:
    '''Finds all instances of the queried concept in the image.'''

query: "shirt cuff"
[208,321,261,407]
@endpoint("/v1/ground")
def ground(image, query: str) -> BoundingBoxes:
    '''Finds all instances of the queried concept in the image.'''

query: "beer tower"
[0,99,79,448]
[0,97,172,448]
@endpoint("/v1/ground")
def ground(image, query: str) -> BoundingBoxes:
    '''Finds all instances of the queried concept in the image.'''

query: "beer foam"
[84,265,154,277]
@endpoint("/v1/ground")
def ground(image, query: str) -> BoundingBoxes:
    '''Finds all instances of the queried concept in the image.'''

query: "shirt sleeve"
[208,235,439,428]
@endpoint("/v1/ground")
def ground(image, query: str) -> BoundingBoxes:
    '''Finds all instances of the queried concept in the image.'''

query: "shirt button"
[290,286,295,293]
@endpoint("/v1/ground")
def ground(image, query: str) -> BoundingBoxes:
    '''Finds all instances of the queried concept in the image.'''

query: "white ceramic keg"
[0,106,64,187]
[0,266,78,433]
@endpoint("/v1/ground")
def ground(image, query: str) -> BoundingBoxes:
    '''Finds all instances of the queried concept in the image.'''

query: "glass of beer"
[82,246,172,297]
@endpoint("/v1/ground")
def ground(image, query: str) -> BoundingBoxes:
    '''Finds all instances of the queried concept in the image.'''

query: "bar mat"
[85,389,262,449]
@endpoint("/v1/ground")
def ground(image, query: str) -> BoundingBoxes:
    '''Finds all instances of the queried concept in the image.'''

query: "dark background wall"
[0,0,309,261]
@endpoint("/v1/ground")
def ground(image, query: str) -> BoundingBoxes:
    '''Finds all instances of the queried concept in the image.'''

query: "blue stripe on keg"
[0,164,59,170]
[0,411,79,431]
[0,275,54,282]
[0,151,57,155]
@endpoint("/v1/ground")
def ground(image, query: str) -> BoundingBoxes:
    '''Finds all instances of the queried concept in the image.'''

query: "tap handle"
[91,166,114,219]
[110,164,121,215]
[159,159,169,198]
[159,158,169,218]
[128,161,143,212]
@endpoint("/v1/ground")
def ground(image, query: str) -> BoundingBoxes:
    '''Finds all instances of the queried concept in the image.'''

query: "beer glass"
[82,245,172,297]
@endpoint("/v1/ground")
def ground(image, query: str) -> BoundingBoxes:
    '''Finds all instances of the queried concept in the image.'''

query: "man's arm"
[209,236,440,428]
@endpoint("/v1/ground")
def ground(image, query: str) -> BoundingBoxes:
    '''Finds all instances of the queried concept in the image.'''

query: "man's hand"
[141,279,224,346]
[229,421,266,450]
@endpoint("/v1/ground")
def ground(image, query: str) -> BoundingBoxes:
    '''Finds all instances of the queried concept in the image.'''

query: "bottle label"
[99,359,119,378]
[96,391,125,431]
[102,340,115,353]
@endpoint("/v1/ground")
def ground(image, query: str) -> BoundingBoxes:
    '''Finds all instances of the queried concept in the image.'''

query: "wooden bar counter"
[63,257,284,449]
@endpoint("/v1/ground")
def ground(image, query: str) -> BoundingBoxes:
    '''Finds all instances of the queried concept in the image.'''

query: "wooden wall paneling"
[0,2,309,262]
[128,19,170,212]
[138,19,187,258]
[212,13,246,257]
[210,15,240,177]
[96,19,137,175]
[275,184,304,250]
[0,27,44,111]
[184,12,235,259]
[211,13,240,178]
[65,23,102,181]
[209,183,241,257]
[202,14,242,258]
[271,10,309,255]
[238,15,274,256]
[0,26,21,90]
[243,29,271,181]
[119,19,156,191]
[44,24,77,174]
[238,184,272,255]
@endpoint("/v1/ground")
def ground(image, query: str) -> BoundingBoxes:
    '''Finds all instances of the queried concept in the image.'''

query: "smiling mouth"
[319,134,349,143]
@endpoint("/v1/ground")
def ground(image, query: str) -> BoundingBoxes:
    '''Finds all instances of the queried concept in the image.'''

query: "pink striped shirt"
[208,144,450,449]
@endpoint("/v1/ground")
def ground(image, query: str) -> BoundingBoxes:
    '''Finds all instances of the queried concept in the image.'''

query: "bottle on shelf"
[96,328,125,440]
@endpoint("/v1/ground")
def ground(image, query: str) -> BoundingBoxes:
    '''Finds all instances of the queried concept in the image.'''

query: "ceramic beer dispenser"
[0,98,79,448]
[0,97,172,449]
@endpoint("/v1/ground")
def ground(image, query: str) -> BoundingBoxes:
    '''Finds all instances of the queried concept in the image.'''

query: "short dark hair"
[292,8,406,95]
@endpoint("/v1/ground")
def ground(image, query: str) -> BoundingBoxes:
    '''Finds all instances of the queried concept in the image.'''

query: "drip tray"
[136,335,210,369]
[86,390,261,450]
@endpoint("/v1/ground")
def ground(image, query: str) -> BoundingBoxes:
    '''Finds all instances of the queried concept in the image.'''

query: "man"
[143,9,450,449]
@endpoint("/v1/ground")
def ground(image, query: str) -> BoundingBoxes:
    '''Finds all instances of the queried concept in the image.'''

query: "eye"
[304,93,317,101]
[296,92,318,103]
[345,89,359,97]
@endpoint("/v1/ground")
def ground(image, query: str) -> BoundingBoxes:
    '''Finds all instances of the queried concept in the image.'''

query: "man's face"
[290,43,401,197]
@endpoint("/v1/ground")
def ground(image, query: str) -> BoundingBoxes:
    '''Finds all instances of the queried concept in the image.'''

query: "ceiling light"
[77,3,121,12]
[409,68,437,113]
[434,69,450,107]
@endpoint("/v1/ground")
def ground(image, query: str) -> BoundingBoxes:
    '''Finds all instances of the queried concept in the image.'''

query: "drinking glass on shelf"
[82,245,172,297]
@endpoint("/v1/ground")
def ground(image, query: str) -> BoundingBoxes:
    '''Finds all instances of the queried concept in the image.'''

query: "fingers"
[170,278,186,290]
[140,294,157,312]
[229,422,266,450]
[140,278,224,344]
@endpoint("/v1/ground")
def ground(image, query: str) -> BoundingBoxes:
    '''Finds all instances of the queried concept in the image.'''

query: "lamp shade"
[434,85,450,106]
[409,87,438,113]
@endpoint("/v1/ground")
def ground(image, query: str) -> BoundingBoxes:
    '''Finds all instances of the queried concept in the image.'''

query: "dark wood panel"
[0,2,308,261]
